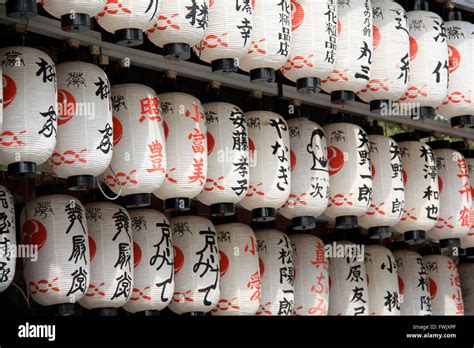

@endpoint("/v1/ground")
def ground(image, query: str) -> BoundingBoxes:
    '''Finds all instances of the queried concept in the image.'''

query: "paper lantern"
[392,248,432,315]
[239,0,291,83]
[0,46,57,179]
[22,193,90,315]
[79,202,133,314]
[96,0,161,46]
[321,0,373,104]
[328,240,369,315]
[281,0,337,94]
[6,0,37,18]
[458,149,474,257]
[255,228,294,316]
[194,0,253,73]
[458,262,474,315]
[41,0,107,32]
[197,102,249,216]
[393,134,439,243]
[0,186,16,293]
[147,0,209,61]
[211,222,260,316]
[323,121,372,229]
[364,245,400,315]
[168,215,220,315]
[357,0,410,113]
[359,126,405,238]
[240,111,291,221]
[280,117,329,230]
[423,254,464,315]
[398,6,448,118]
[437,18,474,127]
[154,92,207,212]
[53,61,113,191]
[426,142,470,242]
[123,209,174,315]
[103,83,166,208]
[290,233,328,316]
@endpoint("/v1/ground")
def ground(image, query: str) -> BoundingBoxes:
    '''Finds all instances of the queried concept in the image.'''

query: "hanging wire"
[96,165,122,200]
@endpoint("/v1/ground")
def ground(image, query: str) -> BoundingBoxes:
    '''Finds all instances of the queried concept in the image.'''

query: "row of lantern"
[1,185,471,315]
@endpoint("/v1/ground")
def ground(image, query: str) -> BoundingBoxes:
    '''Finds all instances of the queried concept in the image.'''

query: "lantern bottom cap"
[8,161,37,180]
[439,238,461,249]
[291,216,316,230]
[136,310,160,316]
[67,175,95,191]
[335,215,358,229]
[450,115,474,129]
[210,203,235,217]
[368,226,392,239]
[330,91,355,105]
[164,197,191,212]
[252,207,276,222]
[403,230,426,245]
[296,77,321,94]
[386,241,409,251]
[6,0,37,19]
[35,183,67,197]
[93,307,117,316]
[370,100,391,114]
[464,247,474,259]
[115,28,144,47]
[124,193,151,208]
[60,13,90,33]
[250,68,276,84]
[212,59,238,74]
[411,106,435,120]
[51,303,75,316]
[163,43,191,61]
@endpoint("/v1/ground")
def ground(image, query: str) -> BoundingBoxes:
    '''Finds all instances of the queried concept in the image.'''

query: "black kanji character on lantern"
[112,95,127,112]
[231,179,248,196]
[34,201,54,219]
[68,235,87,264]
[354,306,367,316]
[384,291,400,312]
[277,291,294,316]
[432,60,448,84]
[357,41,372,65]
[65,201,86,235]
[0,262,10,283]
[417,274,429,291]
[421,296,431,312]
[185,0,209,29]
[0,237,11,262]
[66,267,88,296]
[38,106,57,138]
[237,18,252,47]
[36,57,55,84]
[95,76,110,101]
[131,216,147,232]
[96,123,113,155]
[391,9,408,34]
[66,72,86,88]
[310,182,324,199]
[150,221,174,302]
[114,243,132,271]
[0,191,9,209]
[193,227,219,306]
[425,204,439,221]
[233,155,249,178]
[422,185,439,201]
[420,146,435,162]
[235,0,252,13]
[269,118,288,139]
[145,0,160,21]
[346,265,364,283]
[433,20,446,43]
[392,198,403,214]
[358,184,372,203]
[0,213,11,235]
[112,209,131,242]
[350,286,367,303]
[277,166,289,191]
[111,272,132,300]
[381,255,395,273]
[398,53,410,84]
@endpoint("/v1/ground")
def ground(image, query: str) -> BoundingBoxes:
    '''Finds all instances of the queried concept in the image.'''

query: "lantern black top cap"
[391,131,420,143]
[364,122,384,135]
[446,10,463,22]
[427,140,450,150]
[411,0,429,11]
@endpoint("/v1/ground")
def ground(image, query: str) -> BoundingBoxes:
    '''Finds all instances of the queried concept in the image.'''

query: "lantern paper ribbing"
[291,234,328,316]
[393,249,432,315]
[0,186,15,293]
[357,0,410,110]
[280,118,329,228]
[197,102,249,215]
[103,84,166,207]
[461,156,474,252]
[255,229,294,316]
[53,61,113,189]
[123,209,174,314]
[146,0,209,61]
[22,194,90,308]
[281,0,337,93]
[239,0,291,82]
[321,0,373,102]
[423,254,464,315]
[169,215,220,314]
[240,111,290,220]
[80,202,133,310]
[0,46,57,174]
[212,222,260,316]
[154,92,207,211]
[459,263,474,316]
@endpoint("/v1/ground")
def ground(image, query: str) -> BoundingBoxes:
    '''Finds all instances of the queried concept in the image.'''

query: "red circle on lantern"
[328,146,344,176]
[57,89,76,126]
[173,245,184,274]
[371,163,376,179]
[290,149,297,172]
[438,175,443,194]
[373,26,381,50]
[219,250,229,277]
[291,0,304,31]
[402,169,408,186]
[89,236,96,261]
[133,241,142,268]
[249,137,255,158]
[22,219,47,251]
[398,275,405,295]
[3,74,16,108]
[207,131,215,156]
[113,116,123,146]
[163,121,169,141]
[409,36,418,62]
[259,257,265,278]
[448,45,461,74]
[429,276,437,300]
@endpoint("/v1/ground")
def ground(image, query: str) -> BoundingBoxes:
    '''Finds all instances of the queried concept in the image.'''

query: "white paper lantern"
[357,0,410,112]
[211,222,260,316]
[169,215,220,315]
[393,248,432,315]
[281,0,337,94]
[458,262,474,315]
[255,228,294,316]
[321,0,373,104]
[0,46,57,179]
[239,0,291,83]
[123,209,174,315]
[103,83,166,208]
[393,137,439,242]
[323,122,372,228]
[398,9,448,118]
[22,193,90,314]
[290,233,328,316]
[280,117,329,229]
[41,0,106,32]
[153,92,207,212]
[194,0,253,73]
[146,0,209,61]
[79,202,133,314]
[359,130,405,238]
[328,240,369,315]
[197,102,249,216]
[426,144,471,242]
[53,61,113,190]
[96,0,160,46]
[423,254,464,315]
[240,111,290,221]
[0,186,16,293]
[460,152,474,255]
